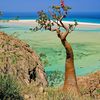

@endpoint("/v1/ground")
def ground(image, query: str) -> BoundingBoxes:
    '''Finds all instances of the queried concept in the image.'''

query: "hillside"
[0,32,48,87]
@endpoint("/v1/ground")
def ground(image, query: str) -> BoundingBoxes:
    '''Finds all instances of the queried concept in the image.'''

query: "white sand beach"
[1,20,100,27]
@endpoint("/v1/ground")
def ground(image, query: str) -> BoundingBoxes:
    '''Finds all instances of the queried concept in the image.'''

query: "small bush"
[46,71,64,87]
[0,74,23,100]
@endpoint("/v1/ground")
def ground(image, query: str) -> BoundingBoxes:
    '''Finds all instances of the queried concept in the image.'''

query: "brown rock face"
[0,32,48,87]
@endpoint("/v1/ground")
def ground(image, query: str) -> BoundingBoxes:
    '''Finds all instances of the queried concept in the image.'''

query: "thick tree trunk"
[61,39,79,93]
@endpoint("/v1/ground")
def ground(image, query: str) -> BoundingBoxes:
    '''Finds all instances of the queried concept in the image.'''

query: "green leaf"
[52,6,61,9]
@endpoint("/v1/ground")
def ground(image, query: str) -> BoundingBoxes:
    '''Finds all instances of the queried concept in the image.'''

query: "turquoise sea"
[0,12,100,85]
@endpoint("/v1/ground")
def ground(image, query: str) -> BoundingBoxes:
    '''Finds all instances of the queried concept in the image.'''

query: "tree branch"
[58,15,68,30]
[60,31,69,40]
[49,28,57,32]
[53,20,62,28]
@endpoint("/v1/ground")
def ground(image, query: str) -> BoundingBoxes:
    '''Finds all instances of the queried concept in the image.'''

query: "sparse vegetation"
[20,71,100,100]
[46,71,64,87]
[39,52,49,67]
[0,74,23,100]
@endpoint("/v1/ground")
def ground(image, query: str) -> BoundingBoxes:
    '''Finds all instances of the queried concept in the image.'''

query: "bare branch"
[48,10,57,20]
[68,21,78,33]
[50,28,58,32]
[53,20,62,28]
[59,20,68,31]
[32,4,78,40]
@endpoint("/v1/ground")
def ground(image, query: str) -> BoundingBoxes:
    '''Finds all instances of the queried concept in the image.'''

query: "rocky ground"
[0,32,48,87]
[78,71,100,99]
[23,71,100,100]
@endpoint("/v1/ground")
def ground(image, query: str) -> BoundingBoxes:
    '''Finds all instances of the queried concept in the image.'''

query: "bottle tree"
[33,0,80,94]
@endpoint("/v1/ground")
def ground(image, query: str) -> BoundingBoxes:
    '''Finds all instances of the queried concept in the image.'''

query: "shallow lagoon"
[0,22,100,76]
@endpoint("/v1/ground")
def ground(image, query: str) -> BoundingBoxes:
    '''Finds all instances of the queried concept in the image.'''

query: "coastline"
[0,19,100,76]
[63,21,100,26]
[1,20,100,27]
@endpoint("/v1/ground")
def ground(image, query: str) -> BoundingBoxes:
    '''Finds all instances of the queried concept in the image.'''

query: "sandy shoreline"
[1,20,100,28]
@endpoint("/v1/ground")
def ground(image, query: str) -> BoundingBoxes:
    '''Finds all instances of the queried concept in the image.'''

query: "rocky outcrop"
[0,32,48,87]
